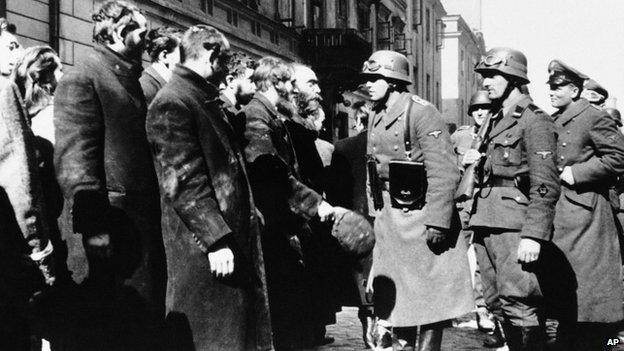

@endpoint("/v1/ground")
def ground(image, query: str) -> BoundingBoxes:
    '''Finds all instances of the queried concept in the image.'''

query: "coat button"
[504,140,508,145]
[566,131,571,134]
[393,145,399,151]
[562,142,567,147]
[371,133,375,137]
[558,167,563,172]
[560,156,565,160]
[515,196,522,202]
[398,117,402,121]
[373,146,377,152]
[395,131,399,136]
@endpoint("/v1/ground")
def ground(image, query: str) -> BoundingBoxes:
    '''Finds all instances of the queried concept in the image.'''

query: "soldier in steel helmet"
[451,91,506,348]
[546,60,624,350]
[362,50,473,351]
[467,47,560,350]
[581,78,609,109]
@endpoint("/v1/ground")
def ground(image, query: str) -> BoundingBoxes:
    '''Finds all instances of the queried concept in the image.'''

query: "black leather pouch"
[388,160,427,211]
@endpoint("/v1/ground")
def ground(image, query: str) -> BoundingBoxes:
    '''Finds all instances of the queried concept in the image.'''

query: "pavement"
[310,308,624,351]
[310,307,502,351]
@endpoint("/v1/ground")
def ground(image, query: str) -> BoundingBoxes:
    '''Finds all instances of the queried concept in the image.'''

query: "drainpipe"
[49,0,60,52]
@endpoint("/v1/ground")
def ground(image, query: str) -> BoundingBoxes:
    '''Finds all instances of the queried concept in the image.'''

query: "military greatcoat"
[552,98,624,323]
[367,92,473,326]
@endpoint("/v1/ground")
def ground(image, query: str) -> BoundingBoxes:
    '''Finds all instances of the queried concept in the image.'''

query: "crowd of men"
[1,1,624,351]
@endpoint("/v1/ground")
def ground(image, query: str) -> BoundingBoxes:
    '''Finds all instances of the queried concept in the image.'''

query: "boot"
[502,324,544,351]
[417,324,443,351]
[483,320,505,348]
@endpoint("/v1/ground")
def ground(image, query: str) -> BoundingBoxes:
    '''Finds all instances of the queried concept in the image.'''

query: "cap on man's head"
[583,78,609,100]
[547,60,588,87]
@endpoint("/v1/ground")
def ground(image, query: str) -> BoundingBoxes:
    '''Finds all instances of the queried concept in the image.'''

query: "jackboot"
[483,319,505,348]
[502,324,544,351]
[417,324,443,351]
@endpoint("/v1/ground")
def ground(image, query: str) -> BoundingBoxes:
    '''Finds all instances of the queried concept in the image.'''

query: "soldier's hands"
[426,227,450,255]
[208,247,234,277]
[559,166,575,185]
[462,149,483,166]
[517,238,541,263]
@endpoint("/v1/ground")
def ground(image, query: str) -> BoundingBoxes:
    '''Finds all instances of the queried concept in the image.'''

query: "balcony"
[301,28,372,78]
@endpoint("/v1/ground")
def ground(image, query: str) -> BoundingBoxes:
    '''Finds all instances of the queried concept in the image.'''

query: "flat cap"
[547,59,588,86]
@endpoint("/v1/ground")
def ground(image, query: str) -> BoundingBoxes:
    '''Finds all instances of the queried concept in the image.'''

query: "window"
[460,49,464,76]
[357,1,369,32]
[270,31,279,45]
[426,74,431,101]
[227,9,238,26]
[425,8,431,43]
[251,21,261,37]
[201,0,213,15]
[337,0,348,28]
[311,0,323,29]
[276,0,295,24]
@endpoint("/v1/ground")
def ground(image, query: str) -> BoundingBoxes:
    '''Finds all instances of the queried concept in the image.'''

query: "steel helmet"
[474,47,529,84]
[605,108,622,126]
[468,90,492,114]
[361,50,411,84]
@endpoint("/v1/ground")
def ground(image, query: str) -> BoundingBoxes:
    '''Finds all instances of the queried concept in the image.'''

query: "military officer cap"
[605,108,622,127]
[547,59,588,87]
[584,78,609,100]
[361,50,411,85]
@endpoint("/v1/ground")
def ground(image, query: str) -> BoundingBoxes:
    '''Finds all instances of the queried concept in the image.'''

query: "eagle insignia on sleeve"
[428,130,442,138]
[535,151,553,159]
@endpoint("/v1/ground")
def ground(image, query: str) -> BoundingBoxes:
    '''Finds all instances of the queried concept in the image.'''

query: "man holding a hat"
[547,59,624,350]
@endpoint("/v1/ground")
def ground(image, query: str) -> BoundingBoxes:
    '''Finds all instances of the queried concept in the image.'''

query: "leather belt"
[487,177,516,187]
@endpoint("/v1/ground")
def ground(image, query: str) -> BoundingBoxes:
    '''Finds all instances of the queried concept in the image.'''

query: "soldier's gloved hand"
[426,227,450,255]
[517,238,541,263]
[462,149,483,166]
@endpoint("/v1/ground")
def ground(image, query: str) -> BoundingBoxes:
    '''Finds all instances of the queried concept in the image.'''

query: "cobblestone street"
[311,307,624,351]
[311,307,495,351]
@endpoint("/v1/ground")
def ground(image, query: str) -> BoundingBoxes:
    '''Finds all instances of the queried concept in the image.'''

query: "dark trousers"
[473,229,543,327]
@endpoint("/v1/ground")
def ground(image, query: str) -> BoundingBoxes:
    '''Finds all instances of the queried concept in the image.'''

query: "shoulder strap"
[403,97,415,159]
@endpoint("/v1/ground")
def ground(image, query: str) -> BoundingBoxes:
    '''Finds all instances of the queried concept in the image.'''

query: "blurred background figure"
[0,45,63,351]
[220,52,257,148]
[140,26,182,105]
[581,78,608,109]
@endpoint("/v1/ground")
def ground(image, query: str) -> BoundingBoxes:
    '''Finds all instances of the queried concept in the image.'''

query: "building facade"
[1,0,449,138]
[440,14,485,126]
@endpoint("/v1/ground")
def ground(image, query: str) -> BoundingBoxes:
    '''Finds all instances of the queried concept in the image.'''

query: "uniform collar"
[373,92,411,129]
[553,98,590,126]
[489,94,532,139]
[144,65,167,87]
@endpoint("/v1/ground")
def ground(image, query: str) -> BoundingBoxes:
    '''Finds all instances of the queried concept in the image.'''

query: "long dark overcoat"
[552,98,624,323]
[146,65,273,351]
[244,93,323,349]
[53,45,166,350]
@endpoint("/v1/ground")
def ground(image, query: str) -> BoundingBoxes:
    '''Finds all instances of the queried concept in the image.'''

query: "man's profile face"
[482,73,509,100]
[365,77,390,102]
[0,31,21,76]
[549,83,577,109]
[121,12,148,57]
[234,67,255,104]
[293,66,321,99]
[470,107,490,126]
